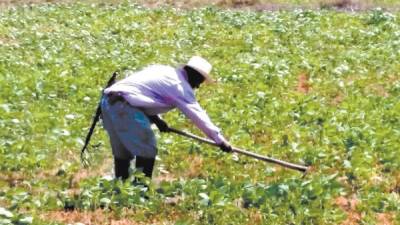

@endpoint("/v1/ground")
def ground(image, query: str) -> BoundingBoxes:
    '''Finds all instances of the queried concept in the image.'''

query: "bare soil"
[1,0,399,11]
[41,209,142,225]
[335,195,362,225]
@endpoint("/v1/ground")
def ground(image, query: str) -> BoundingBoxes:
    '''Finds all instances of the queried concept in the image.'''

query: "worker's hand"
[154,119,169,132]
[219,141,233,153]
[147,115,170,132]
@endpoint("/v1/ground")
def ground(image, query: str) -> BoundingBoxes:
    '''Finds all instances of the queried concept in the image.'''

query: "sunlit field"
[0,2,399,224]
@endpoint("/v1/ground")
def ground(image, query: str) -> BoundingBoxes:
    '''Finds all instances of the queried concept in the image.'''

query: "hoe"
[168,127,309,173]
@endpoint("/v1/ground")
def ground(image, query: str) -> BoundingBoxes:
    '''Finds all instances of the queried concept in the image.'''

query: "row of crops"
[0,2,399,224]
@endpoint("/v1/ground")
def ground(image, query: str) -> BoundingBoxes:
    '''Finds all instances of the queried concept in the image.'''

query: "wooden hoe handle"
[168,127,309,173]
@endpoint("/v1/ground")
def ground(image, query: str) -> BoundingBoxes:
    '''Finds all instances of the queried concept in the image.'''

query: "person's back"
[105,65,195,115]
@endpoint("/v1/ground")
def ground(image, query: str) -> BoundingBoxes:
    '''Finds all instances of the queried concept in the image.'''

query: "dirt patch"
[376,213,394,225]
[69,157,113,188]
[0,167,65,190]
[0,172,26,188]
[41,201,184,224]
[0,36,19,47]
[335,195,361,225]
[153,169,177,185]
[135,0,400,11]
[320,0,354,9]
[0,0,399,11]
[365,84,390,98]
[248,208,264,224]
[41,209,142,225]
[332,93,344,105]
[296,73,311,94]
[184,155,206,178]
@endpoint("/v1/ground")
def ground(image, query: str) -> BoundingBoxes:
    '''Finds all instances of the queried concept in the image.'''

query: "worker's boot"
[114,158,131,180]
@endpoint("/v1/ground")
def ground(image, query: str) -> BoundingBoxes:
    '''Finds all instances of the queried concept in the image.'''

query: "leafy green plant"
[0,2,399,224]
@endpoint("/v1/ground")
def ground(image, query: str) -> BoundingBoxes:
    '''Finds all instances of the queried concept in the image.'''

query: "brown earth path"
[1,0,400,11]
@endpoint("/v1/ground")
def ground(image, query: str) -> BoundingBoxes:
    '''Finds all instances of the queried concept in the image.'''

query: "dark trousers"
[114,156,155,180]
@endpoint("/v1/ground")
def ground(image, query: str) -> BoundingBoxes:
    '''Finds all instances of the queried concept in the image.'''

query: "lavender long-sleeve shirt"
[104,65,227,144]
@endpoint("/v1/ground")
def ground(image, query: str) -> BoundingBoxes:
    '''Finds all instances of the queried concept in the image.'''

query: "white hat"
[186,56,213,83]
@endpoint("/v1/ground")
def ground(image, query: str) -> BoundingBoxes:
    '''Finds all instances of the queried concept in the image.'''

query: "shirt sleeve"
[172,94,227,144]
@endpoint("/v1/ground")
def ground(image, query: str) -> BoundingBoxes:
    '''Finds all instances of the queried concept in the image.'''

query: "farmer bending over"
[101,56,232,180]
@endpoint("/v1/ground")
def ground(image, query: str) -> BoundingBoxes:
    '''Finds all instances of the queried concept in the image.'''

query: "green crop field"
[0,2,399,224]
